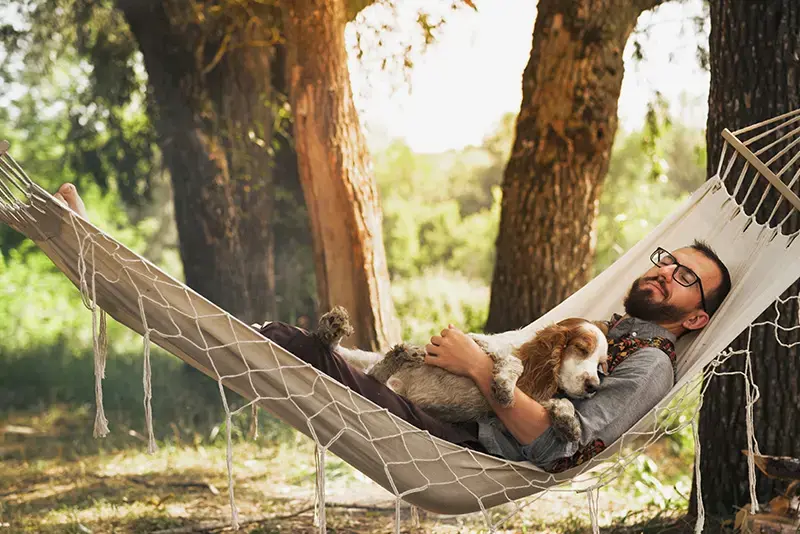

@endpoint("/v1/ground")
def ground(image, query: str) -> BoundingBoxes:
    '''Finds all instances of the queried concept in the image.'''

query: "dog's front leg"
[488,352,523,407]
[470,336,522,407]
[540,398,582,442]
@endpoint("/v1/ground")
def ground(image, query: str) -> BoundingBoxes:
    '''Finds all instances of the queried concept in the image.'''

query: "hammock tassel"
[88,243,109,438]
[693,418,705,534]
[142,330,157,454]
[587,488,600,534]
[394,497,402,534]
[92,308,110,438]
[314,445,327,534]
[410,504,420,528]
[744,350,761,513]
[250,403,259,440]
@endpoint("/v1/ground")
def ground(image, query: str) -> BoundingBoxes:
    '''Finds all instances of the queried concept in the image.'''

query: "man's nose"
[657,264,677,279]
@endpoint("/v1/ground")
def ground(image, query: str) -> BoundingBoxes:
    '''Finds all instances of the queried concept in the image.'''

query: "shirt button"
[631,332,637,337]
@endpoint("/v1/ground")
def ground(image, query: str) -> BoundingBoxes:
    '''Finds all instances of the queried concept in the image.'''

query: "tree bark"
[486,0,664,332]
[282,0,400,350]
[271,44,318,325]
[116,0,280,324]
[691,0,800,519]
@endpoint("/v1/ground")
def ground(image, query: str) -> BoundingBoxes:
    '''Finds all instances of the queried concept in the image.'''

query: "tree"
[485,0,665,332]
[692,0,800,519]
[2,0,311,324]
[282,0,400,350]
[114,0,283,325]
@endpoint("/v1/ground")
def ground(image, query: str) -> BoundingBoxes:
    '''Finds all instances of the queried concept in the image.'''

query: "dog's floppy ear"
[516,324,568,402]
[592,320,610,337]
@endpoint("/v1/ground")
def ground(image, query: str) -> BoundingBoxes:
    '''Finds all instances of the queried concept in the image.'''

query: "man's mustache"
[640,276,668,297]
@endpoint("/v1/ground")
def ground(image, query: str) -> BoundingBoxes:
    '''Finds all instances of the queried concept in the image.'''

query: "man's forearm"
[471,367,552,445]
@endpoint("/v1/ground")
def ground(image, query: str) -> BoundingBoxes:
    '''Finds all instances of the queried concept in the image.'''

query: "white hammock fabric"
[1,109,799,525]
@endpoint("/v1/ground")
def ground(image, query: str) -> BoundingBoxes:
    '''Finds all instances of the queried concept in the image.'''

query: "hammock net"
[1,108,800,532]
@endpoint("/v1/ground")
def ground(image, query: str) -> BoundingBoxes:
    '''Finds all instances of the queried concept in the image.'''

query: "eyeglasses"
[650,247,707,313]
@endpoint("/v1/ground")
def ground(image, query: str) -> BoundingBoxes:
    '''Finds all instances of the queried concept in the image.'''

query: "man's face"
[624,247,723,326]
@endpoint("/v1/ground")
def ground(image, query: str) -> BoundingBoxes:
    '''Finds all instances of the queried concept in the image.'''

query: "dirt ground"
[0,409,728,533]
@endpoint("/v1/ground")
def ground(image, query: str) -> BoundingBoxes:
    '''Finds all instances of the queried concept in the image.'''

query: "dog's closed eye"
[572,340,591,356]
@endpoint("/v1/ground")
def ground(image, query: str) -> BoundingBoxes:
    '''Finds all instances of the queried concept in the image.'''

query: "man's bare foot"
[53,183,89,219]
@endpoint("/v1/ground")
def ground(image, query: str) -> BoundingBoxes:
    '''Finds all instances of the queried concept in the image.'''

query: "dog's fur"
[317,307,609,442]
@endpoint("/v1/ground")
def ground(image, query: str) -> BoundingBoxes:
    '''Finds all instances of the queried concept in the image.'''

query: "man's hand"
[427,325,554,444]
[424,325,492,381]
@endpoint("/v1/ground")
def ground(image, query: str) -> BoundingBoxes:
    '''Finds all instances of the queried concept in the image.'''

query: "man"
[427,241,731,470]
[53,183,731,470]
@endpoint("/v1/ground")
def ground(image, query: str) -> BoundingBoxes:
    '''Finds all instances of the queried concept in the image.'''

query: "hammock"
[1,109,799,529]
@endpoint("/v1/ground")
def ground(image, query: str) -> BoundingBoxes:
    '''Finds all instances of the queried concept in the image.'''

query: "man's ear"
[682,311,710,331]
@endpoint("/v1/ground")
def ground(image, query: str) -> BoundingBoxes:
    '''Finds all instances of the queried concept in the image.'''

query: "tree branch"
[346,0,376,22]
[634,0,667,13]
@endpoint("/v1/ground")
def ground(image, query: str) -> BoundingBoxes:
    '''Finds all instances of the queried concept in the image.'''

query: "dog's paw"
[491,380,515,407]
[541,398,581,442]
[368,343,425,383]
[386,343,426,365]
[386,376,404,392]
[490,357,522,407]
[316,306,354,347]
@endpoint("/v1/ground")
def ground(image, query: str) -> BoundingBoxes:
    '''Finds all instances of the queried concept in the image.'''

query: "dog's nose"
[584,382,598,395]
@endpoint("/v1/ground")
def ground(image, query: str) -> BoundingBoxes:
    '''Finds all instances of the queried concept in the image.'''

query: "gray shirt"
[476,316,676,470]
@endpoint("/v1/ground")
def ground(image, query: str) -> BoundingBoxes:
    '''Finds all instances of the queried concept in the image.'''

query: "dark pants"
[259,321,486,452]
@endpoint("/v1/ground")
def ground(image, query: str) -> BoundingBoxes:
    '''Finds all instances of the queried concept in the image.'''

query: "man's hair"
[690,239,731,316]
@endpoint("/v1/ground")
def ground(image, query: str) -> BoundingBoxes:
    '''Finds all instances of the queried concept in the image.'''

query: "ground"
[0,407,733,533]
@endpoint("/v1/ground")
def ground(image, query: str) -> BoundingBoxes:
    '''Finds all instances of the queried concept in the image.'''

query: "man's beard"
[624,277,688,323]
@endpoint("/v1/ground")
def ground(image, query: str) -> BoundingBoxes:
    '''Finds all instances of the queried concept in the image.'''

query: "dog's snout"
[584,381,598,395]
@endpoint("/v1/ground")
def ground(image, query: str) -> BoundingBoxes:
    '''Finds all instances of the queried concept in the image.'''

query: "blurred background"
[2,0,784,532]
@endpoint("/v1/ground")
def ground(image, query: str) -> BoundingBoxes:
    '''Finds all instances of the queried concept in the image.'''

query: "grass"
[0,404,740,534]
[0,342,734,533]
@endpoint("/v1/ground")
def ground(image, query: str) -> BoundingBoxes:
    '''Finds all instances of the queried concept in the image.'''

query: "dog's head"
[517,318,608,401]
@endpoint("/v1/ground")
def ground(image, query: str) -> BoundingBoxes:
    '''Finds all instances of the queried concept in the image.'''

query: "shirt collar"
[608,314,677,344]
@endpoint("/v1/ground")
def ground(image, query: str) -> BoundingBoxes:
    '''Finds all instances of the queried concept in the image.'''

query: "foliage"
[391,270,489,342]
[0,0,158,206]
[374,111,707,334]
[594,122,706,274]
[374,114,512,285]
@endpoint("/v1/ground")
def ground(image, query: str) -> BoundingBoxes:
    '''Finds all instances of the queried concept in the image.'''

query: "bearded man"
[53,183,731,470]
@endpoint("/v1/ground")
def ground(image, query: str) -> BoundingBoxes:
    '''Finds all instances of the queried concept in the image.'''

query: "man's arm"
[424,325,553,444]
[469,362,553,444]
[523,347,674,468]
[426,326,674,469]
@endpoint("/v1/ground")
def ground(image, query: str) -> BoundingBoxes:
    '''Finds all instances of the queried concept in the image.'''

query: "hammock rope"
[1,109,799,532]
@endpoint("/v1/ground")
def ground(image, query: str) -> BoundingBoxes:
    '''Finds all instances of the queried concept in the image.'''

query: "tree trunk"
[486,0,664,332]
[116,0,279,324]
[691,0,800,519]
[271,44,318,325]
[282,0,400,350]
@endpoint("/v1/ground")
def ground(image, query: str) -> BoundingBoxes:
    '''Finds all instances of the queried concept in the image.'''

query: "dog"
[317,307,609,442]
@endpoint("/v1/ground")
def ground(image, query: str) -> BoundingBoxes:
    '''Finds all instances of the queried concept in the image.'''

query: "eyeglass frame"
[649,247,707,314]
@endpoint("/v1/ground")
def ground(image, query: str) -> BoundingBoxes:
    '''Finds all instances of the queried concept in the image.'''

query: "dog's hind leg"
[367,344,426,383]
[316,306,354,347]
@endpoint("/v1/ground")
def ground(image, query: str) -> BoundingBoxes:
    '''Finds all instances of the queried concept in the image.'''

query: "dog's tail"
[315,306,354,347]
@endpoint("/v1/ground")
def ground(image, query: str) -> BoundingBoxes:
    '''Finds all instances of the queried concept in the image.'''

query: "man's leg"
[258,321,486,451]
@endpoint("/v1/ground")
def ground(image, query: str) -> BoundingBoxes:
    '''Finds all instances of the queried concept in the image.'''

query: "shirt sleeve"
[521,347,674,469]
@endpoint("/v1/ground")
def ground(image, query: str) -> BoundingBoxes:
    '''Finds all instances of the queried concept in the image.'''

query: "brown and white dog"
[321,308,609,442]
